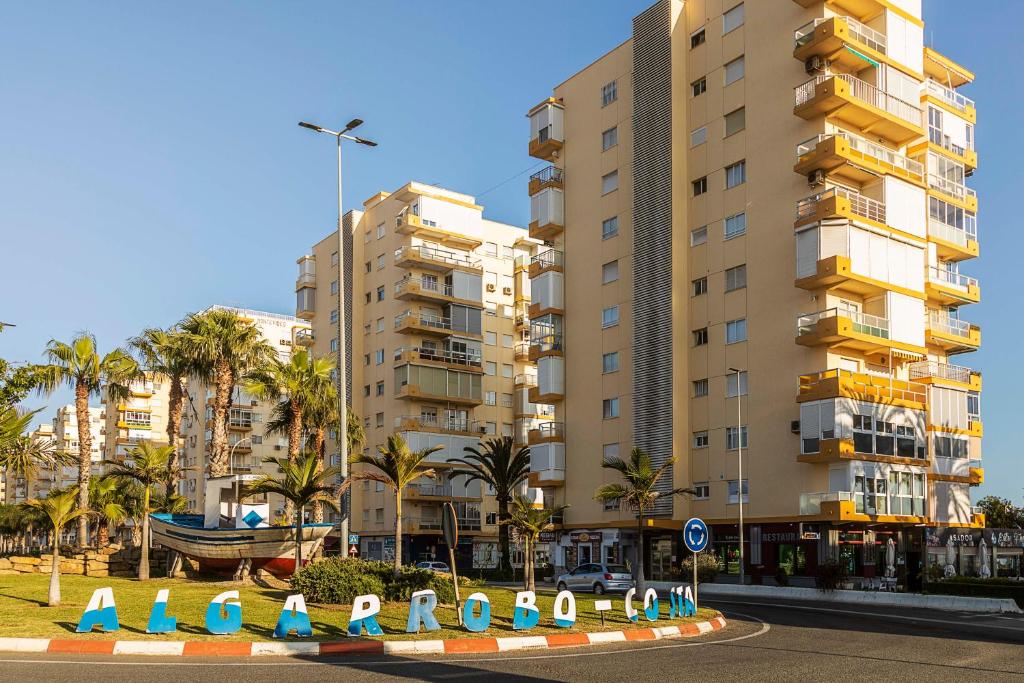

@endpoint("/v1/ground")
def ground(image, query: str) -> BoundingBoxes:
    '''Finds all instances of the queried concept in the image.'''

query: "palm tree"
[0,405,39,451]
[244,452,342,572]
[448,436,530,577]
[35,333,141,546]
[0,408,72,499]
[103,442,184,580]
[178,309,275,477]
[505,494,567,592]
[130,326,195,498]
[88,476,127,547]
[24,488,92,606]
[594,447,695,596]
[350,434,442,572]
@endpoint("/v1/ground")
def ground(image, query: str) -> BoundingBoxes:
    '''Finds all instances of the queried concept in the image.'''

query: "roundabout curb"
[0,614,726,657]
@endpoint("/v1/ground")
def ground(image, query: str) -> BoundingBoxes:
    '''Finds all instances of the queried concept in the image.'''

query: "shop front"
[925,527,1024,579]
[555,529,629,574]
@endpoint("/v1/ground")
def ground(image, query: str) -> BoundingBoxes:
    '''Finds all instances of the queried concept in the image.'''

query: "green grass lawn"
[0,574,717,641]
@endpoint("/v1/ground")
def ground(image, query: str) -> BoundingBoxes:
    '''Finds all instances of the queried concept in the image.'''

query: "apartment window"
[690,226,708,246]
[602,216,619,240]
[692,77,707,97]
[690,26,706,48]
[330,337,339,352]
[375,381,384,397]
[485,391,497,406]
[723,4,744,33]
[693,327,708,346]
[500,334,512,348]
[724,212,747,239]
[693,482,710,500]
[364,261,371,273]
[485,301,498,316]
[693,379,709,397]
[376,222,385,239]
[377,254,385,270]
[602,127,618,151]
[375,412,384,428]
[727,480,749,504]
[364,229,371,244]
[601,80,618,107]
[726,426,749,450]
[724,107,745,136]
[603,398,620,419]
[363,353,370,366]
[330,309,339,324]
[726,371,748,398]
[330,280,339,295]
[363,384,370,397]
[601,170,619,194]
[693,431,709,448]
[724,56,745,85]
[485,361,496,376]
[602,260,619,284]
[376,285,384,301]
[602,352,619,374]
[690,126,707,147]
[483,242,498,257]
[692,277,707,296]
[602,305,620,328]
[725,160,746,188]
[376,317,384,333]
[725,265,747,292]
[502,364,513,378]
[364,292,371,304]
[330,251,339,265]
[375,349,384,365]
[726,318,747,344]
[692,177,708,196]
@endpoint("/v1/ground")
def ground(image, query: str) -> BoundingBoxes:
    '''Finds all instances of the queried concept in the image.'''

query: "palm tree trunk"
[312,428,326,524]
[635,513,645,596]
[283,402,303,521]
[48,533,61,607]
[139,486,151,580]
[295,504,304,574]
[525,536,535,592]
[97,521,109,547]
[497,498,511,576]
[394,491,403,573]
[74,381,91,548]
[165,375,185,499]
[209,360,232,477]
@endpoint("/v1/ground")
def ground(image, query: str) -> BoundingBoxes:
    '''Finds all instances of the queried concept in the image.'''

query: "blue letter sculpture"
[406,589,441,633]
[552,590,576,628]
[146,588,176,634]
[205,591,242,635]
[624,587,639,623]
[347,594,384,637]
[682,585,696,617]
[76,587,119,633]
[512,591,539,631]
[643,587,659,622]
[273,594,313,638]
[462,592,491,632]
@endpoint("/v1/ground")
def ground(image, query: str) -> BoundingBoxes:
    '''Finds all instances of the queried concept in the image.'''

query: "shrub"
[291,557,387,604]
[926,576,1024,608]
[774,566,790,587]
[815,558,848,592]
[679,551,719,583]
[385,566,458,604]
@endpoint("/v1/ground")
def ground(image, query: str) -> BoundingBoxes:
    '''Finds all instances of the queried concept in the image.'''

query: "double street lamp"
[298,118,377,547]
[728,366,745,585]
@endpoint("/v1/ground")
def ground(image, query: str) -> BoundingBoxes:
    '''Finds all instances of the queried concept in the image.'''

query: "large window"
[602,305,619,328]
[602,352,619,374]
[726,371,748,397]
[691,226,708,246]
[724,212,746,239]
[723,4,744,33]
[725,107,745,136]
[727,480,748,504]
[601,170,619,194]
[726,318,747,343]
[602,260,619,284]
[693,379,709,397]
[725,265,747,292]
[725,160,746,188]
[603,398,619,419]
[726,426,748,450]
[690,126,707,147]
[724,56,745,85]
[601,80,618,106]
[602,216,619,239]
[602,127,618,150]
[692,77,707,97]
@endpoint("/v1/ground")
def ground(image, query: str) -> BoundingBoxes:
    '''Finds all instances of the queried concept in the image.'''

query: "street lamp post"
[299,119,377,548]
[729,367,745,586]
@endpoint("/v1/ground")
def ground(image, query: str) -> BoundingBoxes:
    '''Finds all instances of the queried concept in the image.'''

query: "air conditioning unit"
[804,56,826,74]
[790,420,801,434]
[807,169,826,187]
[502,287,513,295]
[486,284,496,292]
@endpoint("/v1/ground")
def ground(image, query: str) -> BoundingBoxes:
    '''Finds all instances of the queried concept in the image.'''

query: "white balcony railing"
[395,276,454,298]
[394,345,482,368]
[394,245,480,270]
[535,421,565,440]
[394,310,452,332]
[907,360,974,384]
[796,186,886,224]
[793,16,886,54]
[925,79,975,115]
[928,218,977,248]
[531,249,564,270]
[927,311,974,338]
[394,414,478,434]
[927,266,978,291]
[797,307,890,339]
[927,173,977,203]
[795,73,921,127]
[795,132,924,179]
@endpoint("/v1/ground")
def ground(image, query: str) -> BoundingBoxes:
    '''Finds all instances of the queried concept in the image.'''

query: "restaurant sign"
[925,528,1024,548]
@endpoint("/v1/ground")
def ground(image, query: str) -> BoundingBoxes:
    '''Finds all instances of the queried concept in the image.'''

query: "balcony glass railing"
[927,173,977,202]
[796,186,886,224]
[531,249,564,270]
[927,266,978,290]
[530,165,564,185]
[927,311,974,338]
[925,79,975,114]
[907,360,974,384]
[796,132,923,179]
[793,15,886,54]
[530,333,563,354]
[394,245,480,270]
[928,218,977,248]
[514,342,532,357]
[535,421,565,440]
[800,491,855,515]
[395,311,452,332]
[797,307,889,338]
[800,368,926,404]
[395,345,482,368]
[514,373,538,387]
[394,414,479,433]
[795,73,921,127]
[395,276,454,297]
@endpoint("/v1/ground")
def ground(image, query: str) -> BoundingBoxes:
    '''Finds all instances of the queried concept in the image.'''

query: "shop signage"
[570,531,602,543]
[761,532,797,543]
[539,531,556,542]
[987,529,1024,548]
[925,527,981,547]
[74,584,702,638]
[799,523,821,541]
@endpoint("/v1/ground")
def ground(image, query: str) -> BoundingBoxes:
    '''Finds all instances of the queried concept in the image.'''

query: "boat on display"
[149,474,334,577]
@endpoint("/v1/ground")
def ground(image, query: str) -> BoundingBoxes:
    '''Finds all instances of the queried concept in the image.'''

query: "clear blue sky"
[1,2,1020,502]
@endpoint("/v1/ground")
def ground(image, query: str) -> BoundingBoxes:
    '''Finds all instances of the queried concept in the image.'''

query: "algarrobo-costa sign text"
[75,585,698,637]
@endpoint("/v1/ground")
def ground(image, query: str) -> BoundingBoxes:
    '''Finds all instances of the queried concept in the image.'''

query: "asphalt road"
[1,596,1022,681]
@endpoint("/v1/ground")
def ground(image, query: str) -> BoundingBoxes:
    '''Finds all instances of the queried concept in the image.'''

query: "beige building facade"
[296,181,541,568]
[101,372,172,465]
[526,0,982,584]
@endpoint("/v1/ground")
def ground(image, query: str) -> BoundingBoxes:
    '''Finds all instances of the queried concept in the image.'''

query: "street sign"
[442,502,459,548]
[348,533,360,545]
[348,544,358,556]
[683,517,709,553]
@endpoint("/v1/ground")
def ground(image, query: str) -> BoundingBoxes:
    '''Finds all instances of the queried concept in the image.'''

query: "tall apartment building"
[2,422,56,504]
[526,0,982,584]
[296,181,541,568]
[179,306,312,518]
[101,372,172,464]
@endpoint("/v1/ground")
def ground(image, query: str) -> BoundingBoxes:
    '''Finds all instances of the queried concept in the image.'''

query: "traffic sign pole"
[693,549,698,613]
[442,502,462,626]
[683,517,709,616]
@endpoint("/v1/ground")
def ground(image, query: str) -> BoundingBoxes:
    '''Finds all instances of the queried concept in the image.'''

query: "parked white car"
[556,563,633,594]
[415,561,451,573]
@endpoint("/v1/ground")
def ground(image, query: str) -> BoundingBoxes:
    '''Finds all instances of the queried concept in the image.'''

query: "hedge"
[925,578,1024,608]
[291,557,471,605]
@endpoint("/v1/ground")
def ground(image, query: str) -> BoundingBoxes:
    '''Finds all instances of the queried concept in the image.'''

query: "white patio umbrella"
[885,537,896,578]
[978,537,991,579]
[944,535,957,578]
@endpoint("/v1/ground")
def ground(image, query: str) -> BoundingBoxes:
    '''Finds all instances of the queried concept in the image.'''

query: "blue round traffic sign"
[683,517,709,553]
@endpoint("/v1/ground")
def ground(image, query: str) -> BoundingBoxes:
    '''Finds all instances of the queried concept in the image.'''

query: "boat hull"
[150,514,333,577]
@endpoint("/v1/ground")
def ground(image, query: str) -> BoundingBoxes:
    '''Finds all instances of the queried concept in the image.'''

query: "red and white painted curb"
[0,615,726,657]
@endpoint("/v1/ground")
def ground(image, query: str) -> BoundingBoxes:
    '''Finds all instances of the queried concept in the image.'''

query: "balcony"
[907,360,981,391]
[969,460,984,486]
[925,267,980,305]
[394,311,455,338]
[528,421,564,446]
[923,79,976,124]
[294,329,315,347]
[394,415,483,437]
[928,219,978,261]
[925,311,981,354]
[794,73,924,145]
[528,165,564,196]
[795,132,924,186]
[528,249,564,279]
[795,255,900,298]
[394,245,481,273]
[791,0,898,24]
[228,409,256,431]
[394,275,474,306]
[923,47,974,89]
[514,303,531,331]
[406,483,478,502]
[528,384,563,405]
[798,369,926,411]
[797,307,924,355]
[799,491,928,523]
[394,346,482,371]
[514,342,531,362]
[394,212,482,251]
[796,186,885,228]
[528,99,564,161]
[514,373,537,389]
[528,440,565,488]
[926,173,978,212]
[528,333,563,361]
[529,188,564,242]
[794,16,887,72]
